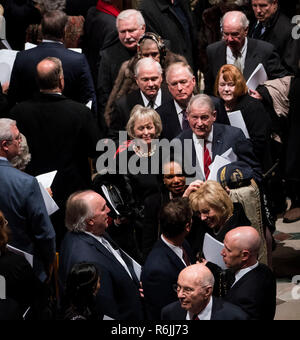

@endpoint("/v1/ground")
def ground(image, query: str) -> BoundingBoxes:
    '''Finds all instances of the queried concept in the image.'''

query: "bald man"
[9,57,101,248]
[161,264,249,320]
[221,227,276,320]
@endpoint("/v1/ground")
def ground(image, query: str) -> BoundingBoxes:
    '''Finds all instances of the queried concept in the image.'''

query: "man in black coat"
[249,0,300,75]
[161,264,249,320]
[8,10,96,113]
[139,0,198,73]
[141,197,194,320]
[220,227,277,320]
[97,9,145,119]
[9,57,101,248]
[204,10,288,95]
[109,57,171,137]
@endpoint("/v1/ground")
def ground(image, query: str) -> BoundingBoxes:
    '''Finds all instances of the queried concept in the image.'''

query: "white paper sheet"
[38,183,59,216]
[0,49,18,83]
[228,110,250,139]
[36,170,57,188]
[207,155,231,181]
[7,244,33,267]
[246,63,267,90]
[101,185,121,216]
[203,233,227,269]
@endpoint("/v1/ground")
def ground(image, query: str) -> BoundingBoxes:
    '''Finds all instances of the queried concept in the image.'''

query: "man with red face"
[172,94,262,184]
[249,0,299,75]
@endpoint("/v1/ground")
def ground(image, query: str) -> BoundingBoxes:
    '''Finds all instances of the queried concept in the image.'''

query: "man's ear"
[212,110,217,121]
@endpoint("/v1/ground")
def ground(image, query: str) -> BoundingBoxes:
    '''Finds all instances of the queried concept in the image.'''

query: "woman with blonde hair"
[187,180,250,256]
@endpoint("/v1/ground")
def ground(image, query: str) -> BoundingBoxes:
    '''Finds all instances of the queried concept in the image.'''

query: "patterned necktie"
[181,109,190,130]
[203,140,212,180]
[233,52,242,72]
[193,314,200,320]
[252,21,264,39]
[181,246,190,266]
[148,99,155,108]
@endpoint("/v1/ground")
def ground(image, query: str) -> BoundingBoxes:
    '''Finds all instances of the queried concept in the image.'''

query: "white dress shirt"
[232,261,259,287]
[186,296,213,320]
[140,89,162,109]
[192,127,213,179]
[226,38,248,73]
[160,234,187,267]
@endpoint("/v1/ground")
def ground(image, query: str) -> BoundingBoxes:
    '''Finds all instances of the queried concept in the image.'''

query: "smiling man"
[59,190,145,320]
[161,264,249,320]
[172,94,262,183]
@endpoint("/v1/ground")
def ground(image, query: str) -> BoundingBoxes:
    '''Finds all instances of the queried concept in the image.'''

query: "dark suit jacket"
[83,7,117,86]
[110,86,172,133]
[8,42,96,110]
[0,159,56,281]
[139,0,197,71]
[141,238,194,320]
[10,93,101,205]
[65,0,97,17]
[249,10,300,75]
[59,231,144,320]
[225,263,277,320]
[172,123,262,183]
[161,297,250,320]
[204,38,288,94]
[0,84,9,117]
[157,96,229,141]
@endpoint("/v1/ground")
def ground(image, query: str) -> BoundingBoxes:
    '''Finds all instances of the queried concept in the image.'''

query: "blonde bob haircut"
[126,104,162,139]
[189,180,234,225]
[214,64,248,98]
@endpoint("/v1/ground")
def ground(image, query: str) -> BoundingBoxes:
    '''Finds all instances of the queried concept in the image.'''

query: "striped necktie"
[203,140,211,180]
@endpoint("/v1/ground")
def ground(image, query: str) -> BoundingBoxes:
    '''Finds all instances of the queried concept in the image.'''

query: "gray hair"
[10,134,31,171]
[221,11,250,29]
[116,9,145,30]
[187,94,215,114]
[34,0,66,11]
[165,61,194,83]
[0,118,16,142]
[126,104,162,139]
[134,57,162,77]
[65,191,95,232]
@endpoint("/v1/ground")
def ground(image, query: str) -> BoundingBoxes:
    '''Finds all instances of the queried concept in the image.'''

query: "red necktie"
[203,140,211,180]
[193,314,200,320]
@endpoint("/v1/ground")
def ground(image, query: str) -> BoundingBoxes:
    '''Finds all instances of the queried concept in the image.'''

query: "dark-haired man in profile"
[141,197,195,320]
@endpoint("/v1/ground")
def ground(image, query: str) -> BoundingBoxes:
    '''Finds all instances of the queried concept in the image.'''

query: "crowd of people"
[0,0,299,321]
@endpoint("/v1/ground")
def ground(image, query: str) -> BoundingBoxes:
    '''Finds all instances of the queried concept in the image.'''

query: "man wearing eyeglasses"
[204,10,288,96]
[161,264,249,320]
[0,118,56,283]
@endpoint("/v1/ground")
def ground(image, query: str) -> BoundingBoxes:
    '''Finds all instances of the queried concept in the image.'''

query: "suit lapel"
[212,124,224,160]
[243,39,260,81]
[158,240,186,271]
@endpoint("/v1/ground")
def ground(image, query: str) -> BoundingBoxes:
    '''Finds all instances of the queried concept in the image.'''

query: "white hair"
[221,11,250,29]
[0,118,16,141]
[116,9,145,30]
[134,57,163,77]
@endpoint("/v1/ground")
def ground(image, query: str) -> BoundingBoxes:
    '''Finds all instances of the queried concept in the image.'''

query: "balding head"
[176,264,214,314]
[221,227,261,271]
[36,57,64,92]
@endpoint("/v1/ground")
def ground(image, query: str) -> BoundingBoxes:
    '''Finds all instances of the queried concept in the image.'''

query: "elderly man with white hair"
[108,56,171,137]
[204,10,288,95]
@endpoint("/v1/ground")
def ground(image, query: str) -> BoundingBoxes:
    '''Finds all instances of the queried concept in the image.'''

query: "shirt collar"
[232,261,259,286]
[0,156,8,161]
[192,126,214,144]
[140,89,162,108]
[227,37,248,58]
[187,296,213,320]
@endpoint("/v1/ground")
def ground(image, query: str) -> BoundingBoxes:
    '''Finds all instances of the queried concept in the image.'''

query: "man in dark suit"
[221,227,277,320]
[8,10,96,113]
[161,264,249,320]
[249,0,299,75]
[172,94,262,184]
[83,1,120,86]
[59,190,145,320]
[204,10,288,95]
[0,118,56,282]
[97,9,145,118]
[109,57,171,136]
[9,57,101,248]
[139,0,197,73]
[157,61,229,141]
[141,197,194,320]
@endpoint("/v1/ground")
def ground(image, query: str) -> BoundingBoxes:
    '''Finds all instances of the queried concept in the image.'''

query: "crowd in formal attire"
[0,0,299,320]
